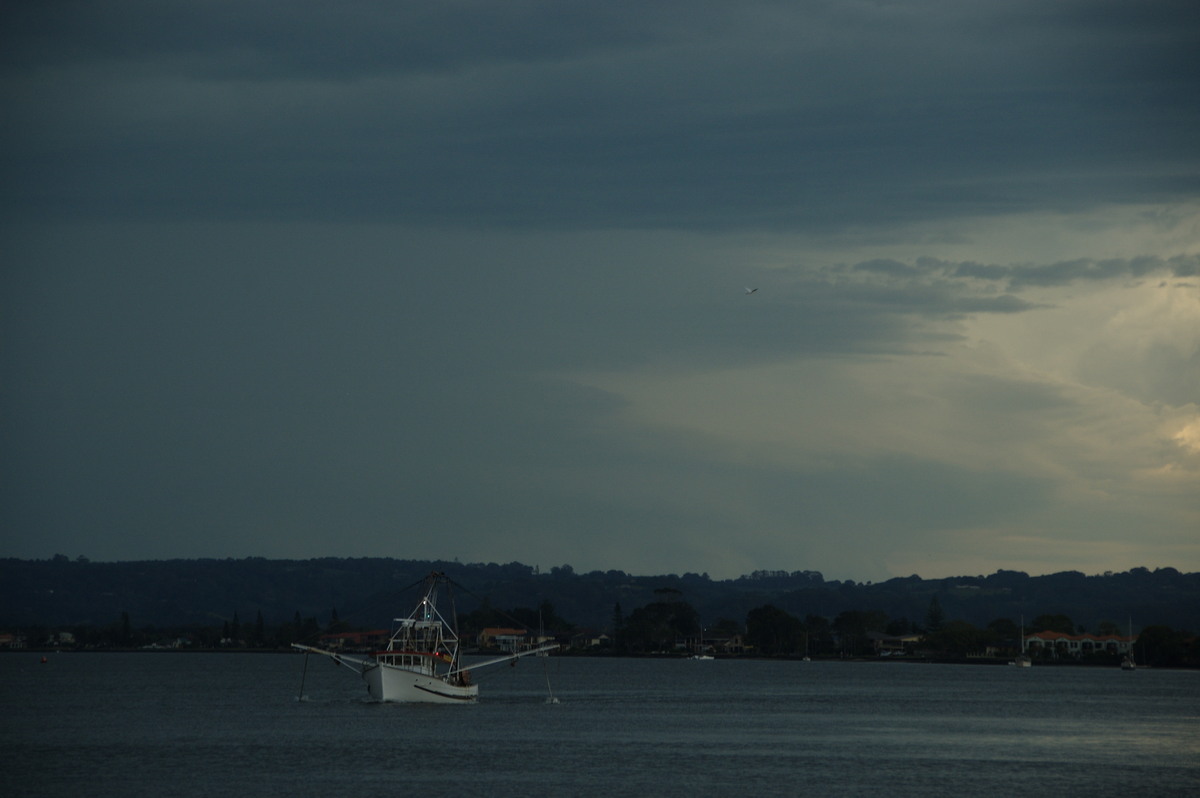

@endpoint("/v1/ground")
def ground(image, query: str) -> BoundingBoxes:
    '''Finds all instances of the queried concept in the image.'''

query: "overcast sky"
[3,1,1198,581]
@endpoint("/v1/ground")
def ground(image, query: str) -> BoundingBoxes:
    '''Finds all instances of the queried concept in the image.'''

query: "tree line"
[10,592,1198,667]
[608,594,1198,667]
[6,559,1198,634]
[4,559,1197,666]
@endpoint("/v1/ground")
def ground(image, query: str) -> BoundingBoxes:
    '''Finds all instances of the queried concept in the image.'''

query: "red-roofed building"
[477,627,528,652]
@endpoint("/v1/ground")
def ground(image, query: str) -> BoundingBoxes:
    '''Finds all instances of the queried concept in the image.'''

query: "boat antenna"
[448,577,462,666]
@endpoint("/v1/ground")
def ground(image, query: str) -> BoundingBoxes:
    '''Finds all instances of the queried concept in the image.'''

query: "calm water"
[2,653,1197,797]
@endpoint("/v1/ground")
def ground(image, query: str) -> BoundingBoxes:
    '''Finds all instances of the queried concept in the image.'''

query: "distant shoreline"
[8,649,1186,669]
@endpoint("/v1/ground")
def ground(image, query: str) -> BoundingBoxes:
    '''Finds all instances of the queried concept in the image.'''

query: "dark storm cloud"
[950,254,1200,289]
[835,253,1200,293]
[0,231,636,558]
[799,258,1046,320]
[0,2,599,73]
[0,224,983,564]
[2,2,1198,579]
[4,1,1198,230]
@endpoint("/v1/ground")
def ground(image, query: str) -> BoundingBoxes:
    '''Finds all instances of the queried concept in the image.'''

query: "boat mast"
[1128,616,1134,666]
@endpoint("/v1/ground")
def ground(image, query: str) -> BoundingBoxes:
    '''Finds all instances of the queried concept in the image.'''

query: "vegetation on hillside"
[2,557,1196,666]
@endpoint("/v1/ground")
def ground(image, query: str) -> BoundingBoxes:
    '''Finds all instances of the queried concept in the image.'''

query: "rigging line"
[296,650,310,701]
[542,651,559,704]
[292,573,434,647]
[445,575,543,635]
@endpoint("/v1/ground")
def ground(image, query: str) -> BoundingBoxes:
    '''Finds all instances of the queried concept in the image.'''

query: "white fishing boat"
[292,572,558,703]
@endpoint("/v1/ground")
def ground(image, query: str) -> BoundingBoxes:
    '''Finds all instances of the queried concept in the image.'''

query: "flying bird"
[745,287,758,294]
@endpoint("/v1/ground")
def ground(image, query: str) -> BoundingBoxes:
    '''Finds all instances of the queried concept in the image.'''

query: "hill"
[2,557,1196,636]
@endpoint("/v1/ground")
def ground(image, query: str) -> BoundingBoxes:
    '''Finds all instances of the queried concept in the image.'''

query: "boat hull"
[364,662,479,703]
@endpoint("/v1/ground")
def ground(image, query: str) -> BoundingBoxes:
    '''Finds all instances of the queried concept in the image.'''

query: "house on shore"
[1024,630,1134,658]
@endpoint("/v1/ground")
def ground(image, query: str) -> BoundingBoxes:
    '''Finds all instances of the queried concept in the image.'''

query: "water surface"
[2,654,1196,797]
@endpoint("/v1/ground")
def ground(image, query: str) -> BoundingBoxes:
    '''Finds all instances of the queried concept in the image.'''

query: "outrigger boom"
[448,642,561,675]
[290,641,561,676]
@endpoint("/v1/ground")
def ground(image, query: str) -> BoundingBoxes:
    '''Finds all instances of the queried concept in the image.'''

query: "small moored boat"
[1010,615,1032,667]
[1120,617,1136,670]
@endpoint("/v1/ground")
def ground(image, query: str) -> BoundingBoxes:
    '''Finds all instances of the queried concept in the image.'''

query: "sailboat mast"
[1128,616,1134,666]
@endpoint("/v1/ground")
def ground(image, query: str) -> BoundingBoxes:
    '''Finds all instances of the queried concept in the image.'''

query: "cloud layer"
[2,2,1198,580]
